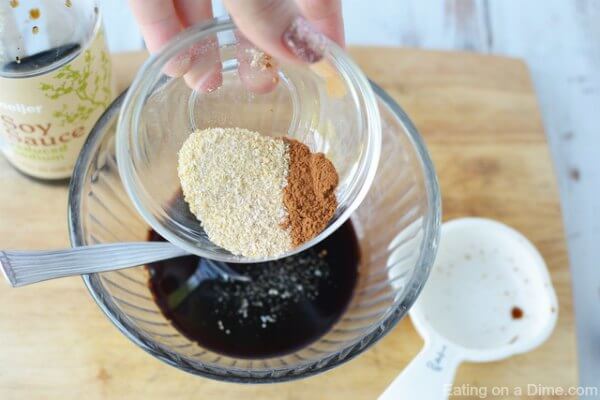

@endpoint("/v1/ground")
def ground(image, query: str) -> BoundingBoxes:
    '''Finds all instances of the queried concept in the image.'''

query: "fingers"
[184,41,223,93]
[130,0,338,95]
[175,0,224,92]
[223,0,327,64]
[128,0,190,76]
[174,0,212,27]
[236,33,279,94]
[295,0,344,47]
[128,0,181,52]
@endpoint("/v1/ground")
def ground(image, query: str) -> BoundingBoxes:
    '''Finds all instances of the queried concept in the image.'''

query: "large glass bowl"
[69,83,441,382]
[116,18,382,262]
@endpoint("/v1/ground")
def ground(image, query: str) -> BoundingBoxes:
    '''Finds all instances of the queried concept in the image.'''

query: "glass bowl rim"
[68,82,441,383]
[115,17,383,263]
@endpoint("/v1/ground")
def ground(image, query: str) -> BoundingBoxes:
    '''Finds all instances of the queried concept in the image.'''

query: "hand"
[128,0,344,93]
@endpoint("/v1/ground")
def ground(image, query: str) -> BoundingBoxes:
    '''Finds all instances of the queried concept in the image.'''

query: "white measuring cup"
[380,218,558,400]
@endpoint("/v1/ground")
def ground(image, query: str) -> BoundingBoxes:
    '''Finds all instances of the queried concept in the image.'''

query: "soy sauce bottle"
[0,0,114,180]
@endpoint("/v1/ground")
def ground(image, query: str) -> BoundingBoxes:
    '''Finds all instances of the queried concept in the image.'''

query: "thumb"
[223,0,327,63]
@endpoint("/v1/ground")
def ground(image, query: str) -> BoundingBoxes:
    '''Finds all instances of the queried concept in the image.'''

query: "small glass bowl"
[116,18,381,262]
[68,82,440,382]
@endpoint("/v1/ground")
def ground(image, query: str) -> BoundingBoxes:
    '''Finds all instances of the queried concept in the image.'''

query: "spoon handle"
[379,337,462,400]
[0,242,188,287]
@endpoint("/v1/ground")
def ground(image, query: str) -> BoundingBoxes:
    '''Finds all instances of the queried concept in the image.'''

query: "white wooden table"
[100,0,600,395]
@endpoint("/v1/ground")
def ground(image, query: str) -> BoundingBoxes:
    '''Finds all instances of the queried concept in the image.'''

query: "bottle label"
[0,28,114,179]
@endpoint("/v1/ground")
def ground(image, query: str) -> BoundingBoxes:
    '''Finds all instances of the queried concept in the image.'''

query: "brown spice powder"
[283,138,338,246]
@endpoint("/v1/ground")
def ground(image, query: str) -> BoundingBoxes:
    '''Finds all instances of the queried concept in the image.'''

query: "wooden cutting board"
[0,48,577,399]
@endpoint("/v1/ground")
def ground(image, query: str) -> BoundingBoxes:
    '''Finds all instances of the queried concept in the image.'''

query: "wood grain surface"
[0,49,577,399]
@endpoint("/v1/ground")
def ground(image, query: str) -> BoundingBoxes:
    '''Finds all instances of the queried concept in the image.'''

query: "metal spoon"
[0,242,250,288]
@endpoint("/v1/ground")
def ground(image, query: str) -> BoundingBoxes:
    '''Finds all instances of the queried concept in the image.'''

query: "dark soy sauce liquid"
[146,221,360,359]
[2,43,80,75]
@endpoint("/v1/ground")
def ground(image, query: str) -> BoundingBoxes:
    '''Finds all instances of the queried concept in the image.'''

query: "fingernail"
[283,17,326,63]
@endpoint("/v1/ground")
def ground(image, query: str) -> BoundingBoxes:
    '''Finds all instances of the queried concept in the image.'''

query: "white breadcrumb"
[178,127,292,258]
[246,48,273,70]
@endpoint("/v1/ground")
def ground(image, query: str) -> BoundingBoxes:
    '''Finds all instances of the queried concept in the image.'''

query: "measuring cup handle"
[378,337,462,400]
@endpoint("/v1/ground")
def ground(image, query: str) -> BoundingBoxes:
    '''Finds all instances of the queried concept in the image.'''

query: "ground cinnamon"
[283,138,339,246]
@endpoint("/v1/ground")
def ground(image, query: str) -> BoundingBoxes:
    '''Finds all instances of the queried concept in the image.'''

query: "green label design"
[40,32,112,126]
